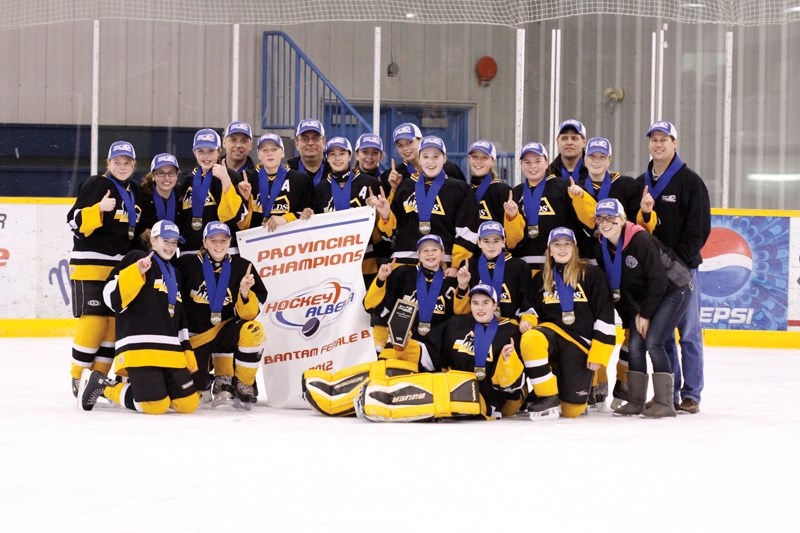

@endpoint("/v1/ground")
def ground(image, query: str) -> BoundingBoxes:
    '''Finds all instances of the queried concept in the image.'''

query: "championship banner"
[237,207,376,408]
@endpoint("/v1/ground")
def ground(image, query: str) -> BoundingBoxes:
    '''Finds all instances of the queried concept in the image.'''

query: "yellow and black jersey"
[466,252,534,325]
[470,175,513,225]
[504,176,595,268]
[313,171,381,214]
[364,264,468,345]
[377,175,479,268]
[174,250,268,340]
[241,164,315,229]
[68,174,144,282]
[530,264,616,367]
[104,249,193,371]
[419,315,524,411]
[177,167,245,253]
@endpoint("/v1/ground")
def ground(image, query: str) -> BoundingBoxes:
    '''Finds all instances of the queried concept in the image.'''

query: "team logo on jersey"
[625,256,639,269]
[190,284,233,306]
[522,196,556,215]
[154,278,184,302]
[182,189,216,209]
[113,204,141,224]
[402,193,445,216]
[542,283,588,304]
[264,280,356,338]
[403,290,449,316]
[266,195,291,214]
[478,200,492,220]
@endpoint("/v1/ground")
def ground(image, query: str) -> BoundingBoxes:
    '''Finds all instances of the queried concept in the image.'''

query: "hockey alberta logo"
[264,280,356,338]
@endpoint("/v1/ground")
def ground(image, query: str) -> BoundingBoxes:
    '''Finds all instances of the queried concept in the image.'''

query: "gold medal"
[419,221,431,235]
[562,311,576,325]
[612,289,621,302]
[127,227,134,240]
[168,304,175,318]
[418,322,431,335]
[474,366,486,381]
[192,217,203,231]
[210,312,222,325]
[527,225,539,239]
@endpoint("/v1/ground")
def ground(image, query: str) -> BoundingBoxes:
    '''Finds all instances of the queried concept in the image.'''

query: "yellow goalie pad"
[356,370,483,422]
[302,359,418,417]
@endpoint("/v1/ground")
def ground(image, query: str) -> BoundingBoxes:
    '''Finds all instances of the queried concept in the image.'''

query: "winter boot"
[211,375,234,408]
[612,371,647,416]
[528,395,561,421]
[78,369,115,411]
[610,379,628,410]
[643,372,677,418]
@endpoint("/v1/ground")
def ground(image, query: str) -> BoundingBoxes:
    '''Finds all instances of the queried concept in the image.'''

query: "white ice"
[1,338,798,532]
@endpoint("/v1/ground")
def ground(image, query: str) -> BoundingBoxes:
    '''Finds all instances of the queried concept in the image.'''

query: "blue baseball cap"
[108,141,136,160]
[355,133,384,152]
[150,153,179,172]
[478,220,505,239]
[416,234,444,250]
[203,221,231,239]
[520,142,548,160]
[647,121,678,139]
[392,122,422,142]
[547,226,577,245]
[586,137,612,157]
[468,140,497,159]
[469,283,498,303]
[325,136,353,154]
[257,133,284,150]
[595,198,625,218]
[193,129,221,150]
[151,220,185,244]
[295,119,325,137]
[419,136,446,155]
[224,121,253,139]
[558,119,587,138]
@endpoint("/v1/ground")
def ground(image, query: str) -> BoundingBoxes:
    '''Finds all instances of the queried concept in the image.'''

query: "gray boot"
[643,372,678,418]
[612,371,647,416]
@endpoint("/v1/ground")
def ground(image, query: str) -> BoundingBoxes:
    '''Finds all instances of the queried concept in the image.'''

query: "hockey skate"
[610,379,628,410]
[211,375,234,408]
[233,377,257,411]
[72,377,81,398]
[528,395,561,421]
[588,381,610,412]
[78,369,115,411]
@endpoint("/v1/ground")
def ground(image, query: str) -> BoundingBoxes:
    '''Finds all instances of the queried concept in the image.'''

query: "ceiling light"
[405,13,416,19]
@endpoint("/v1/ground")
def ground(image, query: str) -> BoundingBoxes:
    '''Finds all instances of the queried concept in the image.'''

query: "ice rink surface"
[1,338,798,532]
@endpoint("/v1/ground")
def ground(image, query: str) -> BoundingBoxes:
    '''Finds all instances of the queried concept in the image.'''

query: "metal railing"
[262,31,372,140]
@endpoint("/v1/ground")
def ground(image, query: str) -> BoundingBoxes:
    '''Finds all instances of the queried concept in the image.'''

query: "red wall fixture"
[475,56,498,86]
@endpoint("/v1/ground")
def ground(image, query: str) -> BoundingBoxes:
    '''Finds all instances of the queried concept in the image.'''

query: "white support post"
[650,31,656,126]
[91,20,100,176]
[514,28,525,185]
[549,29,557,158]
[554,29,561,153]
[373,27,381,134]
[722,31,733,208]
[657,24,667,121]
[231,24,240,121]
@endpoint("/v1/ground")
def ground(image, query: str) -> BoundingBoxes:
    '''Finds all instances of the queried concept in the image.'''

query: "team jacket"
[504,176,595,268]
[635,157,711,269]
[530,264,617,367]
[174,251,268,346]
[547,153,589,182]
[377,174,480,267]
[364,264,469,345]
[68,174,143,281]
[104,250,196,373]
[287,156,332,187]
[379,159,466,194]
[177,167,245,253]
[470,174,513,225]
[466,252,535,325]
[594,222,692,327]
[138,188,184,234]
[239,164,315,228]
[574,172,643,261]
[419,315,525,412]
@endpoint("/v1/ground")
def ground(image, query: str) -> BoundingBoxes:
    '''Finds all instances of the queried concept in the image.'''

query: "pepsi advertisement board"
[699,214,790,330]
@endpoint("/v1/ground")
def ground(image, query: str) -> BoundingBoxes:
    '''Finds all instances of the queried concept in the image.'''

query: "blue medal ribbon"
[299,158,327,187]
[404,161,420,179]
[473,317,499,369]
[478,253,505,303]
[106,175,137,234]
[644,154,684,199]
[560,156,584,181]
[330,171,355,211]
[584,171,612,202]
[257,164,288,216]
[522,178,547,227]
[153,255,178,311]
[473,174,493,203]
[202,253,232,316]
[191,167,213,221]
[600,237,622,293]
[415,268,444,325]
[153,190,176,223]
[414,170,447,226]
[553,267,575,316]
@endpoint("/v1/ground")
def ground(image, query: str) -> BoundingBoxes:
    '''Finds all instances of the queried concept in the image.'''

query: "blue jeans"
[628,285,692,376]
[665,268,704,403]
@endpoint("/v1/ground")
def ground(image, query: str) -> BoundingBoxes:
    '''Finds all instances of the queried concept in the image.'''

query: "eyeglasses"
[297,135,323,145]
[154,170,179,178]
[595,215,618,224]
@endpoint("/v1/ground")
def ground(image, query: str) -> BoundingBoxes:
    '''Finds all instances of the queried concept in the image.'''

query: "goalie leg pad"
[302,359,417,417]
[357,370,483,422]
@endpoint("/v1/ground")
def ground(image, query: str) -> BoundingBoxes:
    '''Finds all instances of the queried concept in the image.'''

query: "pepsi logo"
[699,227,753,298]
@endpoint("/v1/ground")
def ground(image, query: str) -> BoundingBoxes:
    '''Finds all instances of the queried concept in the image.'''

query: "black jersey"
[177,167,245,253]
[470,174,513,225]
[244,164,315,228]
